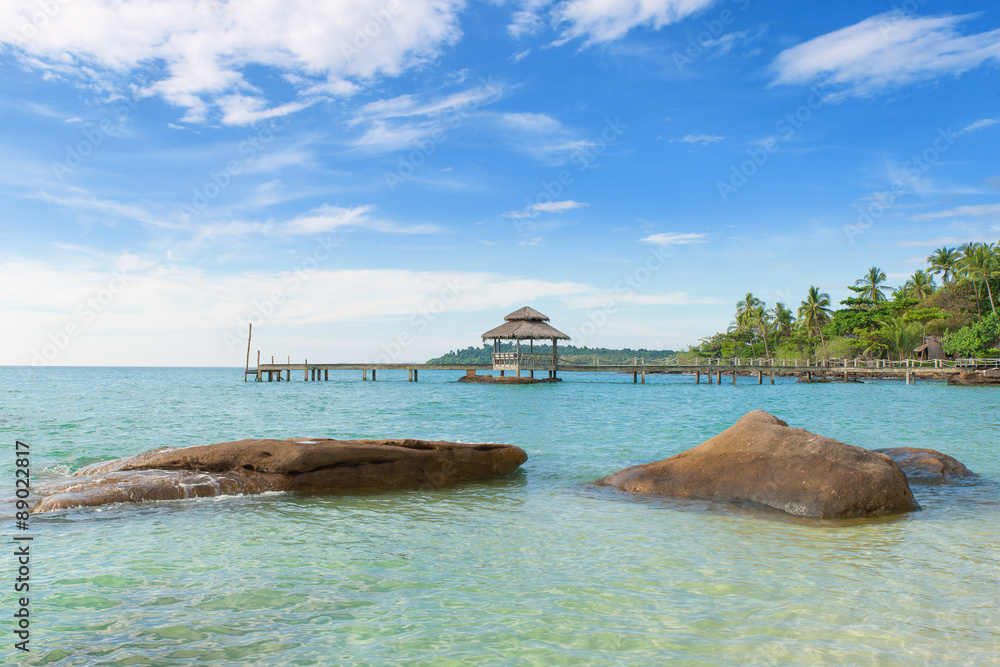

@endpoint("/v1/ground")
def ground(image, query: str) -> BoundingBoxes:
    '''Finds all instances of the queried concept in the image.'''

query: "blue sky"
[2,0,999,366]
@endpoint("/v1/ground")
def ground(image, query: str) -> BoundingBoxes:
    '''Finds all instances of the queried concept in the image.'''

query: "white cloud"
[0,254,593,365]
[510,48,532,63]
[349,82,506,152]
[671,133,724,145]
[0,0,464,125]
[772,13,1000,97]
[898,232,1000,248]
[503,200,589,219]
[553,0,717,44]
[192,204,442,241]
[960,118,999,134]
[912,203,1000,221]
[640,232,708,245]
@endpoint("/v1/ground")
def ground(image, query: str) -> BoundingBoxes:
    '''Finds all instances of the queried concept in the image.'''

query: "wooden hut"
[914,336,946,361]
[481,307,570,378]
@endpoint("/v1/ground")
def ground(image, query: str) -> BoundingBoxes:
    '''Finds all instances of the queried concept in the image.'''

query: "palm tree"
[960,244,998,317]
[798,286,833,345]
[748,304,773,358]
[902,270,936,299]
[772,302,795,337]
[855,266,888,304]
[735,292,762,329]
[927,247,960,283]
[881,317,924,361]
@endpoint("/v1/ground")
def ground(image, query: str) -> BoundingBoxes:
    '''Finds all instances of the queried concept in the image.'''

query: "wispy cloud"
[640,232,709,246]
[771,13,1000,98]
[959,118,999,134]
[912,203,1000,221]
[671,134,724,145]
[503,200,589,219]
[552,0,717,45]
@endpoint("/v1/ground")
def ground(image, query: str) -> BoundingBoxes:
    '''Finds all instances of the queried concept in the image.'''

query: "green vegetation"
[685,241,1000,361]
[428,344,677,365]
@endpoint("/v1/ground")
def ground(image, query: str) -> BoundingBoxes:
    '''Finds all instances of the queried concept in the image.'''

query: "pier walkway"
[244,355,1000,385]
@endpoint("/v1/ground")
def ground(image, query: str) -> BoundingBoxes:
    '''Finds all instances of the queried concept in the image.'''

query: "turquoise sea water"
[3,367,1000,666]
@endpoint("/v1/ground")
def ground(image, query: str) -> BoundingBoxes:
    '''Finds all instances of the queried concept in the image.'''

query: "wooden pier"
[244,355,991,385]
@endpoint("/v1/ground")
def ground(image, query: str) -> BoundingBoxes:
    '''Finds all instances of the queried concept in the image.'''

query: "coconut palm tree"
[960,243,998,317]
[902,269,936,299]
[772,302,795,337]
[881,317,924,361]
[735,292,762,329]
[855,266,888,304]
[748,304,773,358]
[798,286,833,344]
[927,247,960,283]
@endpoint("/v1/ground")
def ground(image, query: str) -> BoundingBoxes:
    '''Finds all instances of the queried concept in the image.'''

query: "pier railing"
[491,352,556,369]
[572,356,1000,370]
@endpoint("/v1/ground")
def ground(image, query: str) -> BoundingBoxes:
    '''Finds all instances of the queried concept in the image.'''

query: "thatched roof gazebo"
[481,307,570,378]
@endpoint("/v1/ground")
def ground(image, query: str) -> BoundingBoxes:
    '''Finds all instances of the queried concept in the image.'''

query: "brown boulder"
[34,438,527,513]
[600,410,920,518]
[872,447,979,485]
[947,369,1000,386]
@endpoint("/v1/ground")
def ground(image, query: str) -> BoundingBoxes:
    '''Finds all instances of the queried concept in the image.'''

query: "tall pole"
[244,323,252,381]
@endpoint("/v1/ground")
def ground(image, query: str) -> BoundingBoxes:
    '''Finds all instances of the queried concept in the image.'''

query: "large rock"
[872,447,979,485]
[34,438,528,513]
[600,411,920,518]
[947,369,1000,386]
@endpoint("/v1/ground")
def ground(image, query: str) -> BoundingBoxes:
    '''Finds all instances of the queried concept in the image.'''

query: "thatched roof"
[504,306,549,322]
[481,320,570,341]
[482,307,569,340]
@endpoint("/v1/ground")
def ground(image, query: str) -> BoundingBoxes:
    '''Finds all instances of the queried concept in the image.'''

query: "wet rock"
[872,447,979,485]
[458,375,560,384]
[947,369,1000,386]
[34,438,528,512]
[599,410,920,519]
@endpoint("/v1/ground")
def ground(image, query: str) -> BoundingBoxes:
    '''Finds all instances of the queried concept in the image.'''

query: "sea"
[2,366,999,666]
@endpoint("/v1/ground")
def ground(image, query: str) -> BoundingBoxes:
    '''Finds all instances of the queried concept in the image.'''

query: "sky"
[1,0,999,367]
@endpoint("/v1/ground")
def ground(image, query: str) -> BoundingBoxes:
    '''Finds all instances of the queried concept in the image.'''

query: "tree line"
[427,344,678,365]
[683,242,1000,361]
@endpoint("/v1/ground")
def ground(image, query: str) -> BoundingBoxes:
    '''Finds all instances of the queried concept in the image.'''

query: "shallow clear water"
[3,367,999,665]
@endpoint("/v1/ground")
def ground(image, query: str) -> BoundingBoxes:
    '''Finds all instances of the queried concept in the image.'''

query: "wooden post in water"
[757,371,762,385]
[770,371,775,385]
[256,351,261,382]
[695,371,700,384]
[363,369,367,381]
[244,323,252,381]
[372,369,376,381]
[414,369,418,382]
[732,370,736,385]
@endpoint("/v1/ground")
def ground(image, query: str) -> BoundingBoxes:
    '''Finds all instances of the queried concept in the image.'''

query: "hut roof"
[481,319,570,341]
[504,306,549,322]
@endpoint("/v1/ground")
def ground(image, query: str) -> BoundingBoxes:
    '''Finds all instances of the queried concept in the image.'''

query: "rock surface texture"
[873,447,979,485]
[600,410,920,518]
[947,369,1000,386]
[35,438,528,512]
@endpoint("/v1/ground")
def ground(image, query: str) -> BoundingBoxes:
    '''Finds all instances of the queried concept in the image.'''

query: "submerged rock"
[458,374,560,384]
[34,438,528,513]
[599,410,920,519]
[873,447,979,485]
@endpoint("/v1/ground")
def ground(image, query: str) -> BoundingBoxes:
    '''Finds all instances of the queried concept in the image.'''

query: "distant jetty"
[243,308,998,385]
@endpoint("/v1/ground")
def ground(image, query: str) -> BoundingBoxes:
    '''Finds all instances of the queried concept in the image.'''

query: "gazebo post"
[516,339,521,377]
[552,337,557,379]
